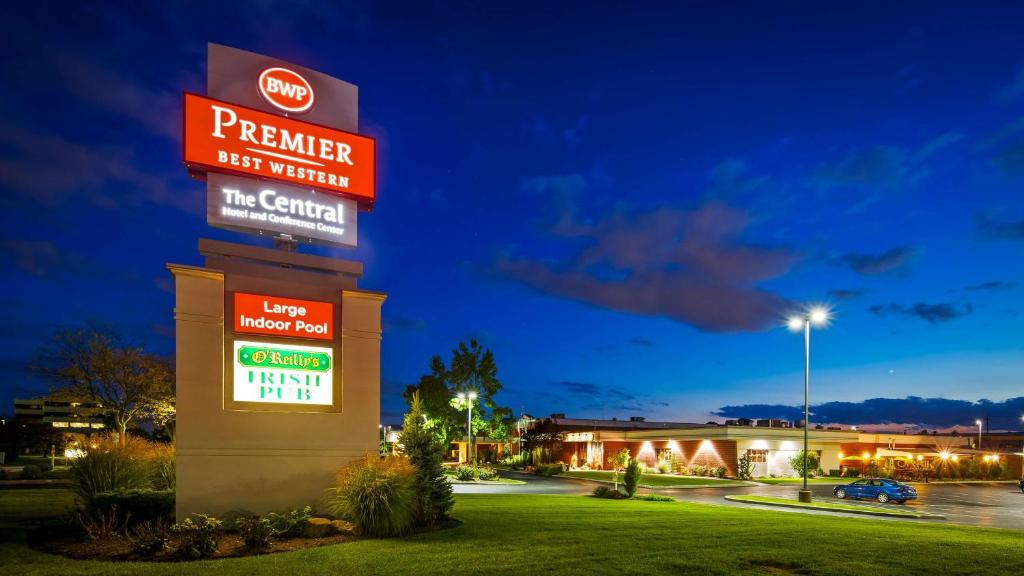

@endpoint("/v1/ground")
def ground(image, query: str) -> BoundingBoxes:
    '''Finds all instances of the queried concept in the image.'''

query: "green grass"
[560,470,746,487]
[724,495,943,519]
[754,476,846,485]
[2,490,1023,575]
[0,488,76,523]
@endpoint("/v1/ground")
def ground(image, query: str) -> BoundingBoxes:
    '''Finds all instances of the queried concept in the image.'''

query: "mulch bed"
[28,523,356,561]
[28,517,461,562]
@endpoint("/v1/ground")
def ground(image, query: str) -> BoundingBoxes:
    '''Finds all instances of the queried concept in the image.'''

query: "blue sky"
[1,1,1022,429]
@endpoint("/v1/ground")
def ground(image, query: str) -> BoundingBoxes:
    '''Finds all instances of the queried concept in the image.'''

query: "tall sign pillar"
[170,44,382,518]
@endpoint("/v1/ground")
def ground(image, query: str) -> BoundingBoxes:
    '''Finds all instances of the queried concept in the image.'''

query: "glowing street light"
[786,305,830,503]
[457,390,478,465]
[975,419,983,450]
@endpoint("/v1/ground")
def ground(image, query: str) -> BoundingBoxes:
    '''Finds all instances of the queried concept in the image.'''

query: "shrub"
[633,494,675,502]
[77,508,126,540]
[328,455,416,537]
[171,514,221,559]
[534,464,562,477]
[712,466,726,478]
[737,453,753,480]
[454,465,476,481]
[398,392,454,526]
[90,489,174,527]
[689,464,708,477]
[69,434,160,503]
[656,459,673,475]
[477,466,499,481]
[236,516,274,551]
[264,505,312,537]
[130,519,170,555]
[623,460,641,497]
[592,486,626,499]
[788,451,821,477]
[20,465,42,480]
[150,445,175,491]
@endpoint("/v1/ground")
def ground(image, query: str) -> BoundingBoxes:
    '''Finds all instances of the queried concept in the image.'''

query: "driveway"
[455,473,1024,530]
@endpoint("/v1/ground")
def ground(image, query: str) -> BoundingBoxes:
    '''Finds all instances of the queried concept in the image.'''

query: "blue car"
[833,478,917,504]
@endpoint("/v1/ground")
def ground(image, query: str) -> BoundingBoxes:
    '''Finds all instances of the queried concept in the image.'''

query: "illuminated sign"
[233,340,333,405]
[565,432,595,442]
[208,173,357,247]
[259,67,315,113]
[233,292,333,341]
[183,93,375,204]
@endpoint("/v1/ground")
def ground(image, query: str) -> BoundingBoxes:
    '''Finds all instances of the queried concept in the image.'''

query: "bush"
[454,465,476,481]
[633,494,675,502]
[151,445,175,491]
[236,516,275,551]
[264,505,312,537]
[477,467,499,481]
[69,434,165,503]
[788,451,821,477]
[592,486,626,499]
[20,465,42,480]
[130,519,171,555]
[77,508,125,540]
[623,460,641,497]
[712,466,726,478]
[328,455,416,537]
[171,514,221,559]
[656,459,673,475]
[90,489,174,527]
[398,391,454,526]
[534,464,562,477]
[737,453,753,480]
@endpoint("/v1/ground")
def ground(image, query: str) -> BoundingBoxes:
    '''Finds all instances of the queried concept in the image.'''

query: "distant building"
[13,397,107,431]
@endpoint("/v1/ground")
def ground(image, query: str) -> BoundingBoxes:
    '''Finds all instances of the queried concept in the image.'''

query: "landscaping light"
[862,452,870,460]
[952,455,959,462]
[992,455,999,462]
[940,451,949,460]
[837,452,844,459]
[916,455,923,461]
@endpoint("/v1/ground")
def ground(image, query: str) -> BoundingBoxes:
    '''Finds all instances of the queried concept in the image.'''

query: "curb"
[723,495,946,520]
[448,479,527,485]
[558,475,754,490]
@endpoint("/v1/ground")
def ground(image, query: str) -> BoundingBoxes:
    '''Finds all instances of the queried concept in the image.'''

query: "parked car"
[833,478,917,504]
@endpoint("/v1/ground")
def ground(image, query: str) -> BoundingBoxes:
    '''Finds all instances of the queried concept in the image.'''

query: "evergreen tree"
[398,392,454,526]
[623,459,641,497]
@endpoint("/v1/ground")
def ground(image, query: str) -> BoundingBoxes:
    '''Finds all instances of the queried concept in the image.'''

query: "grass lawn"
[724,495,943,519]
[754,476,846,485]
[3,490,1023,575]
[559,470,747,488]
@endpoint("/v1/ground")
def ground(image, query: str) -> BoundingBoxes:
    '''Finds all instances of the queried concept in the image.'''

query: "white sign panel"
[233,340,333,405]
[208,173,357,248]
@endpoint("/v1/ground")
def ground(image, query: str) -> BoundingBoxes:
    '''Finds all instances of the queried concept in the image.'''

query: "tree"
[607,448,630,492]
[403,339,510,459]
[398,392,454,526]
[788,450,821,478]
[623,459,641,497]
[145,397,176,441]
[737,451,753,480]
[34,326,174,445]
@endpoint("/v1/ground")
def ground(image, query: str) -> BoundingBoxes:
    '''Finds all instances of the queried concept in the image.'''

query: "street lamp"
[975,419,983,450]
[787,305,830,503]
[457,391,478,465]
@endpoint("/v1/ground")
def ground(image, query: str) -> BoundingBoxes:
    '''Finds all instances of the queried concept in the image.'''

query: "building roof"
[535,417,710,432]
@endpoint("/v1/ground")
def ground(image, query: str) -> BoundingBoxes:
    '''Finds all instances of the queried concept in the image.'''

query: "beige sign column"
[170,251,385,519]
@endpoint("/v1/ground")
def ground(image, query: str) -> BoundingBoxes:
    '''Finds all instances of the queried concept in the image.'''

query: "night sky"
[1,2,1022,430]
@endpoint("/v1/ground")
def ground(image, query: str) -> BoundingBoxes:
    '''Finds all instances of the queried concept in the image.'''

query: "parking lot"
[460,473,1024,529]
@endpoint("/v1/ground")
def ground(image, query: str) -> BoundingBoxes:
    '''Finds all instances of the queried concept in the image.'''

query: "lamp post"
[457,391,478,466]
[975,419,983,450]
[787,305,830,503]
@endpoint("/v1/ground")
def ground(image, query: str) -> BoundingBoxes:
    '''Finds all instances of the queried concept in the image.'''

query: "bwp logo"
[259,67,315,113]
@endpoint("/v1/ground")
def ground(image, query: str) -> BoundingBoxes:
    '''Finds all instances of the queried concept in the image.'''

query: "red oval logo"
[258,67,315,113]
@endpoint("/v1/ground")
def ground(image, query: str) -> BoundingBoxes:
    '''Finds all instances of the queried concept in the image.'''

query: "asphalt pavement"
[453,472,1024,530]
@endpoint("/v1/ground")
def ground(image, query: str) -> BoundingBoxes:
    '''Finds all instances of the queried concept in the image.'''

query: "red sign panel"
[184,93,375,204]
[233,292,334,341]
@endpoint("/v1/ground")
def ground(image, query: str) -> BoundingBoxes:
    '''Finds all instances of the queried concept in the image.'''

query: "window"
[747,449,767,463]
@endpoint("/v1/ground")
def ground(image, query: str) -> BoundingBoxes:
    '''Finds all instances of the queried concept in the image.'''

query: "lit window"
[747,449,767,463]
